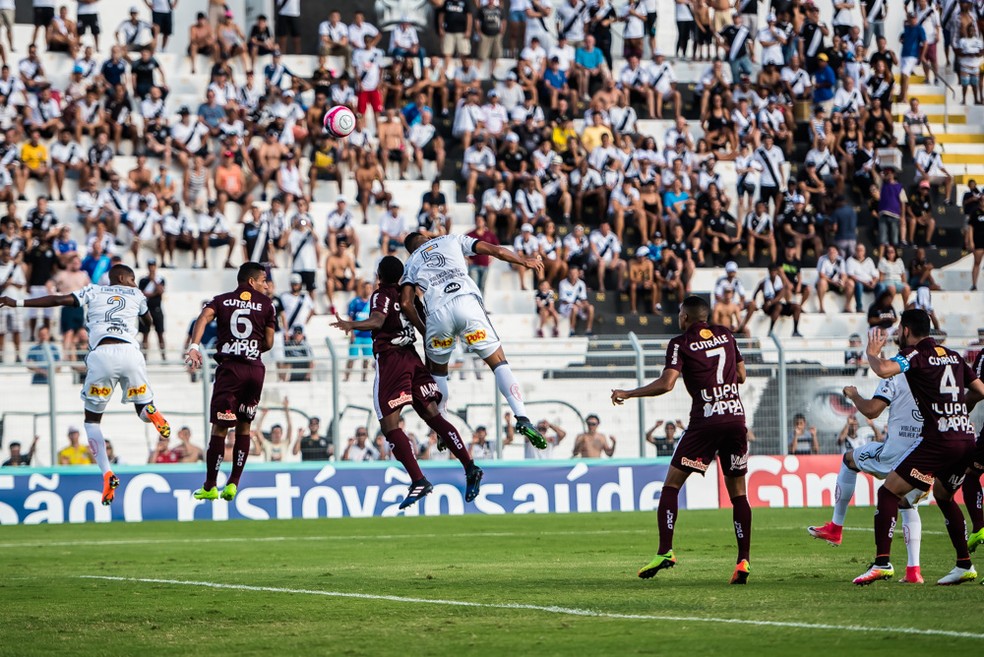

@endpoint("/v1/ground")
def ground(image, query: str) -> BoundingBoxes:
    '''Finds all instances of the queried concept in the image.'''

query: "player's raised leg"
[809,451,859,546]
[414,402,483,502]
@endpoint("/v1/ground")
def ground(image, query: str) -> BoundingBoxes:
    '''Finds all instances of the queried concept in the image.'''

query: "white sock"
[84,422,112,474]
[432,374,449,417]
[493,363,528,418]
[901,507,922,567]
[831,462,857,526]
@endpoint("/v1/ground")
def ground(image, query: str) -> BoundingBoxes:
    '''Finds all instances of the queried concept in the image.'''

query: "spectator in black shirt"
[2,437,38,467]
[703,197,742,265]
[292,416,334,461]
[130,46,167,100]
[248,14,276,65]
[866,289,897,330]
[138,259,166,360]
[438,0,473,67]
[26,196,57,239]
[24,236,57,336]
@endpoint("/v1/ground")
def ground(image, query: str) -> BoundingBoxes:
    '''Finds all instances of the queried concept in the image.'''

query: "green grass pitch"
[2,508,982,656]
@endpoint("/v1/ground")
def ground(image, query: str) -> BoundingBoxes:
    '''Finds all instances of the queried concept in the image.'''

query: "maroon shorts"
[670,422,748,477]
[210,360,265,428]
[894,436,976,492]
[373,348,441,419]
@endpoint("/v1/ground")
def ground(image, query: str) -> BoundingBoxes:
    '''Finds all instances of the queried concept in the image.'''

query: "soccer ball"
[324,105,356,138]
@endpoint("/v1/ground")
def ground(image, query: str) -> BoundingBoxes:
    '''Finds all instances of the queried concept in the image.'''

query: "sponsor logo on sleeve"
[388,391,413,408]
[464,329,487,345]
[430,336,454,349]
[88,385,112,398]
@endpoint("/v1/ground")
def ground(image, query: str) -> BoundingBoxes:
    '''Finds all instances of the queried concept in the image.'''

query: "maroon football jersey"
[894,338,979,441]
[665,322,745,427]
[205,284,276,364]
[369,284,416,356]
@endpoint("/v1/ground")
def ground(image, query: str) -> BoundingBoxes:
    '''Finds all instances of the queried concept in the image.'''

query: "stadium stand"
[0,0,983,466]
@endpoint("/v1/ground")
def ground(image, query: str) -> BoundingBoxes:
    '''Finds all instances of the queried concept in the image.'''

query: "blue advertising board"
[0,460,684,524]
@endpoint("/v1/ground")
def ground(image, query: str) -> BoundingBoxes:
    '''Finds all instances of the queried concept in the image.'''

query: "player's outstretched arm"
[0,293,78,308]
[330,311,385,334]
[967,378,984,411]
[474,241,545,278]
[400,284,427,336]
[865,328,902,379]
[611,369,681,405]
[184,305,217,370]
[842,385,889,420]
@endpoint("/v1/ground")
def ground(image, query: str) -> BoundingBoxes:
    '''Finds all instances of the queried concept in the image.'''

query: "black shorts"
[419,140,437,161]
[671,422,748,477]
[387,148,405,163]
[210,360,265,427]
[152,11,173,36]
[140,305,165,335]
[78,13,100,35]
[894,436,976,492]
[295,270,316,292]
[276,14,299,38]
[645,12,657,36]
[973,224,984,248]
[759,184,778,199]
[60,305,85,333]
[34,6,54,27]
[207,234,232,247]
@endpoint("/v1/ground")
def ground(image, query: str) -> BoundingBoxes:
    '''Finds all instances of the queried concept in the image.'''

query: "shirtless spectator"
[188,12,217,74]
[572,414,616,457]
[51,254,90,359]
[378,108,410,180]
[712,287,749,337]
[324,242,357,314]
[627,245,656,314]
[253,129,287,202]
[355,151,391,223]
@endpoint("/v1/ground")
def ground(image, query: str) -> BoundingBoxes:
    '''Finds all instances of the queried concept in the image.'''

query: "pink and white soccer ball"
[324,105,356,138]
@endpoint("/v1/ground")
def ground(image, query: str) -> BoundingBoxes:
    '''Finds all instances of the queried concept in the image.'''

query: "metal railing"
[2,335,984,465]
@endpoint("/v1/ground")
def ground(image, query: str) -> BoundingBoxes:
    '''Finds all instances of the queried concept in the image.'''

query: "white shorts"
[268,331,285,364]
[28,285,54,321]
[424,294,501,365]
[901,57,919,76]
[854,439,930,505]
[913,286,933,312]
[81,342,154,413]
[0,306,23,334]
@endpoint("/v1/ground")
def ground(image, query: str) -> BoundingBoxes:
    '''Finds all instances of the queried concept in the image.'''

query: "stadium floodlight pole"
[325,338,341,459]
[43,341,57,466]
[628,332,646,457]
[772,333,788,456]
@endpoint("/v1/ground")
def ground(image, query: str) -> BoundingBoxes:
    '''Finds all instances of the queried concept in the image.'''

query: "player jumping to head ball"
[611,295,752,585]
[400,231,549,449]
[331,255,483,508]
[185,262,276,502]
[0,264,172,505]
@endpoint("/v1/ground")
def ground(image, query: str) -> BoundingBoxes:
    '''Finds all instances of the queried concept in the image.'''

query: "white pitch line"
[0,528,650,549]
[78,575,984,641]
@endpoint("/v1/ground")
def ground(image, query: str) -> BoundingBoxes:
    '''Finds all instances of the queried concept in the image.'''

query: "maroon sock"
[227,433,251,486]
[657,486,680,554]
[731,495,752,563]
[385,428,425,481]
[203,433,225,489]
[424,414,474,469]
[874,486,899,559]
[962,475,984,533]
[938,496,971,561]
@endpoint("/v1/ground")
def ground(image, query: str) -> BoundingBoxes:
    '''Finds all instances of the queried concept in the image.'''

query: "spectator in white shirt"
[557,266,594,335]
[461,135,497,203]
[318,11,351,72]
[846,243,878,312]
[512,223,539,289]
[379,201,415,255]
[815,244,855,313]
[588,221,626,291]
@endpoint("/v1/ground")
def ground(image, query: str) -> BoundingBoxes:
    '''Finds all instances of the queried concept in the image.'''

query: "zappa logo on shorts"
[126,384,147,397]
[88,385,112,397]
[909,468,934,485]
[464,329,487,345]
[388,391,413,408]
[444,282,461,294]
[431,336,454,349]
[680,457,708,472]
[217,411,236,421]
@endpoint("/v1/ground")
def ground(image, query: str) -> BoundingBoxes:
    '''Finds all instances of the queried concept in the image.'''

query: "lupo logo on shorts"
[431,336,454,349]
[126,384,147,397]
[88,385,112,397]
[444,282,461,294]
[464,329,487,345]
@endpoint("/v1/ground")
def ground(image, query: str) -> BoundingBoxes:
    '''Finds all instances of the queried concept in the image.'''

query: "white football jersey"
[401,234,483,315]
[73,284,148,349]
[873,373,922,450]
